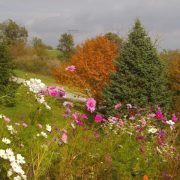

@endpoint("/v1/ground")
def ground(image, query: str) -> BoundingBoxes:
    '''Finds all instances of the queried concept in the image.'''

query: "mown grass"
[46,49,62,58]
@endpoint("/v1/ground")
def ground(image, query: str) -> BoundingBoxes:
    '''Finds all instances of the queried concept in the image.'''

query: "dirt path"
[12,77,87,102]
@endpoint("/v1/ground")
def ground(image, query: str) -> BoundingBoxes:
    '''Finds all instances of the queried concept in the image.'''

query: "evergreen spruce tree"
[0,41,17,106]
[100,19,171,117]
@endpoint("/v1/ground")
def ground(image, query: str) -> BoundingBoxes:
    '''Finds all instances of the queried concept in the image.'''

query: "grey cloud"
[0,0,179,49]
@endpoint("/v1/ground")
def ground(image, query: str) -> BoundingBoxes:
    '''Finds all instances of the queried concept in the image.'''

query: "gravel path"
[12,76,87,102]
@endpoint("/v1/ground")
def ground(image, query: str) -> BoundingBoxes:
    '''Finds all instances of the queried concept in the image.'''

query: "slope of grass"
[1,69,86,127]
[0,85,66,127]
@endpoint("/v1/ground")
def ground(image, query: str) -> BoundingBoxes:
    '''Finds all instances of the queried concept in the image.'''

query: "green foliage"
[160,50,180,113]
[104,32,122,51]
[0,41,18,106]
[100,19,171,117]
[0,19,28,45]
[57,33,75,59]
[31,37,48,60]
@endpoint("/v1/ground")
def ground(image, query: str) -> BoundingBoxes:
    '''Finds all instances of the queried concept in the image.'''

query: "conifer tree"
[100,19,171,117]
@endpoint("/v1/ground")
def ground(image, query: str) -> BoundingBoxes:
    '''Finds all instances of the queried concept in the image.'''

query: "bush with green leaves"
[0,41,18,106]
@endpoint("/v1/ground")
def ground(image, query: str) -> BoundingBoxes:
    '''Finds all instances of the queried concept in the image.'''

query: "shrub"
[13,56,61,76]
[0,41,18,106]
[160,50,180,113]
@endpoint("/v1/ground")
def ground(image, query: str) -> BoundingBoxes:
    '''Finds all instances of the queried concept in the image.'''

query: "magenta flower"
[86,98,96,113]
[65,65,76,72]
[58,87,66,97]
[172,113,178,122]
[72,112,87,126]
[157,129,165,145]
[47,86,66,98]
[48,86,59,96]
[136,136,145,141]
[155,110,164,120]
[114,103,122,110]
[94,114,103,123]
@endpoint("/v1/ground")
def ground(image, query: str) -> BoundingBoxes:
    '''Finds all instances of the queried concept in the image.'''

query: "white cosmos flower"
[45,103,51,110]
[13,175,22,180]
[46,124,52,132]
[2,138,11,144]
[166,120,175,126]
[71,122,76,129]
[11,161,25,175]
[24,78,51,110]
[148,127,158,134]
[16,154,26,164]
[21,174,27,180]
[24,78,46,94]
[0,149,7,159]
[6,148,15,162]
[7,169,13,177]
[0,148,26,178]
[7,125,17,134]
[40,131,48,138]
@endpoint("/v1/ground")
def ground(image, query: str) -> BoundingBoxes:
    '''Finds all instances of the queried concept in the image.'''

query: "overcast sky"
[0,0,179,50]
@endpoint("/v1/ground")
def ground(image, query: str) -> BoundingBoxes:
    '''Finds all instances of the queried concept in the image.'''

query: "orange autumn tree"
[54,36,118,99]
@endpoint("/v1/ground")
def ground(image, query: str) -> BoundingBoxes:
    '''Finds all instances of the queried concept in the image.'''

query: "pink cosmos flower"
[22,123,28,128]
[118,119,124,126]
[104,154,112,164]
[172,113,178,122]
[147,113,156,119]
[48,86,66,98]
[140,119,146,127]
[108,117,118,124]
[157,129,165,145]
[65,65,76,72]
[37,123,43,129]
[3,116,11,123]
[127,104,132,109]
[156,110,164,120]
[94,114,103,123]
[48,86,59,96]
[114,103,122,110]
[72,112,87,126]
[61,131,68,144]
[86,98,96,113]
[129,116,135,120]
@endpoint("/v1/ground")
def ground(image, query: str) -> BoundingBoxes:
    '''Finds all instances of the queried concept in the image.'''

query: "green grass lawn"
[46,49,63,58]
